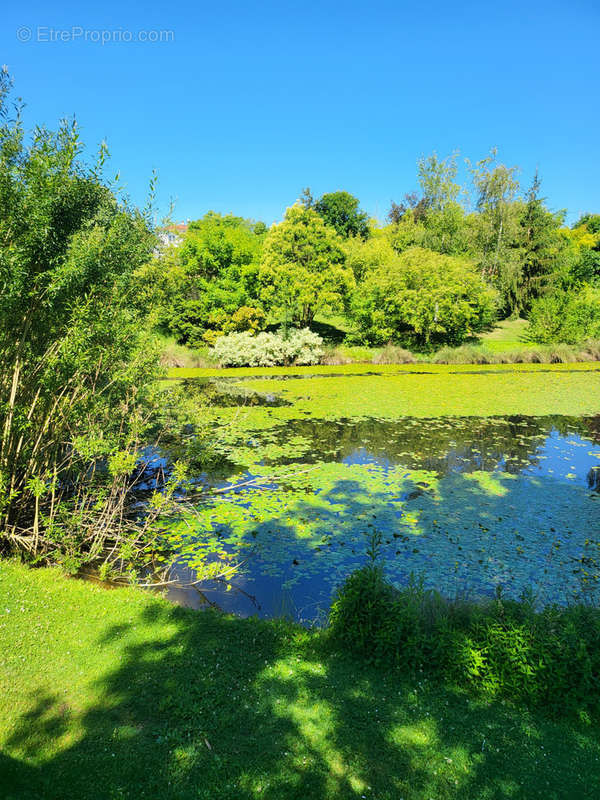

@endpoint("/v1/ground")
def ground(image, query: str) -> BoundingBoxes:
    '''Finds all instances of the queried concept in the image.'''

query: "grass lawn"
[477,319,533,353]
[1,561,599,800]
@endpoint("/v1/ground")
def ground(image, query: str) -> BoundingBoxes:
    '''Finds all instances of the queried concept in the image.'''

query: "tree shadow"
[2,469,600,798]
[2,591,598,799]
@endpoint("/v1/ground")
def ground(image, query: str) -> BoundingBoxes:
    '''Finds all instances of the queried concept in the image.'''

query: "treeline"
[151,150,600,351]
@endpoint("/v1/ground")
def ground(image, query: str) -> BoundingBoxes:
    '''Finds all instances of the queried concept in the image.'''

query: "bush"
[211,328,324,367]
[225,305,266,334]
[330,566,600,715]
[527,285,600,344]
[0,73,167,575]
[169,299,266,348]
[329,565,401,663]
[352,247,498,347]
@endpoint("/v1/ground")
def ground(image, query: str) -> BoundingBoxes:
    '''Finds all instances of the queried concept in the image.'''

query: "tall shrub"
[352,246,497,346]
[0,72,161,573]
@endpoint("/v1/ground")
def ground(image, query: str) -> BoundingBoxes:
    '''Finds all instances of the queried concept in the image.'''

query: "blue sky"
[2,0,598,225]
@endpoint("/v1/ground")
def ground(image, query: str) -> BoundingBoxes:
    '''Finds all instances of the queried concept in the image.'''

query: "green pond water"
[157,370,600,623]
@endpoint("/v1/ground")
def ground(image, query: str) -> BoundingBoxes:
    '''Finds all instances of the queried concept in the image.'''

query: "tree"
[516,172,564,311]
[468,149,522,313]
[152,212,266,345]
[258,204,353,328]
[390,154,467,255]
[313,191,370,239]
[300,187,314,209]
[0,70,162,572]
[417,151,461,211]
[351,247,497,347]
[388,193,429,225]
[343,229,400,282]
[576,213,600,235]
[527,285,600,344]
[183,212,264,281]
[564,216,600,285]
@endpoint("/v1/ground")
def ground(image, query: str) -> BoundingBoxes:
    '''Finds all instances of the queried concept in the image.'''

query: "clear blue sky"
[2,0,598,225]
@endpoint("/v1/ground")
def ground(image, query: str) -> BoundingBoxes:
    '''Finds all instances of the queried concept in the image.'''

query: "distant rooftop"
[169,222,189,232]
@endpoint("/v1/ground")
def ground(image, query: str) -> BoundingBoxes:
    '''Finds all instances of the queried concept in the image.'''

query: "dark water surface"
[159,400,600,623]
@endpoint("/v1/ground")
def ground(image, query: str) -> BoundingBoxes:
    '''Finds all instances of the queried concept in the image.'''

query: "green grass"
[1,560,599,800]
[477,319,533,353]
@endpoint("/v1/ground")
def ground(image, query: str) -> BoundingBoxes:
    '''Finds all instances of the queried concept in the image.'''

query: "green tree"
[388,208,427,252]
[390,153,468,255]
[469,149,522,312]
[563,216,600,285]
[388,192,430,225]
[313,191,370,239]
[516,172,564,311]
[417,151,461,211]
[527,285,600,344]
[351,247,497,347]
[0,71,161,571]
[151,212,266,345]
[258,205,353,328]
[576,213,600,235]
[343,228,400,282]
[182,212,264,281]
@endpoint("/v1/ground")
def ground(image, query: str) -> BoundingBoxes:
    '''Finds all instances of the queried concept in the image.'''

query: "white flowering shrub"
[212,328,324,367]
[286,328,324,365]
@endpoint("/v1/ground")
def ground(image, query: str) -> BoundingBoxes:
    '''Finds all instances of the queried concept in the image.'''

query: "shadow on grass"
[2,436,600,798]
[265,319,349,345]
[2,584,599,799]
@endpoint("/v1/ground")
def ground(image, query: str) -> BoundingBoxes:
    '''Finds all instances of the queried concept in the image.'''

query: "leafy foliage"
[258,204,353,327]
[351,246,497,346]
[212,328,324,367]
[527,285,600,344]
[313,190,370,239]
[0,72,167,573]
[330,564,600,714]
[152,212,266,345]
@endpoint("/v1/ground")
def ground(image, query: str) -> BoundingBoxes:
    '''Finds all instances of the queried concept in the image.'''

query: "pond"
[159,368,600,624]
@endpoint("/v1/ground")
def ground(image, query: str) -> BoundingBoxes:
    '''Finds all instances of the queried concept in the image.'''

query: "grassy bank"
[477,318,532,352]
[160,318,600,369]
[1,560,599,800]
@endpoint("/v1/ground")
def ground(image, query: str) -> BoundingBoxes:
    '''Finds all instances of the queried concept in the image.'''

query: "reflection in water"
[158,410,600,623]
